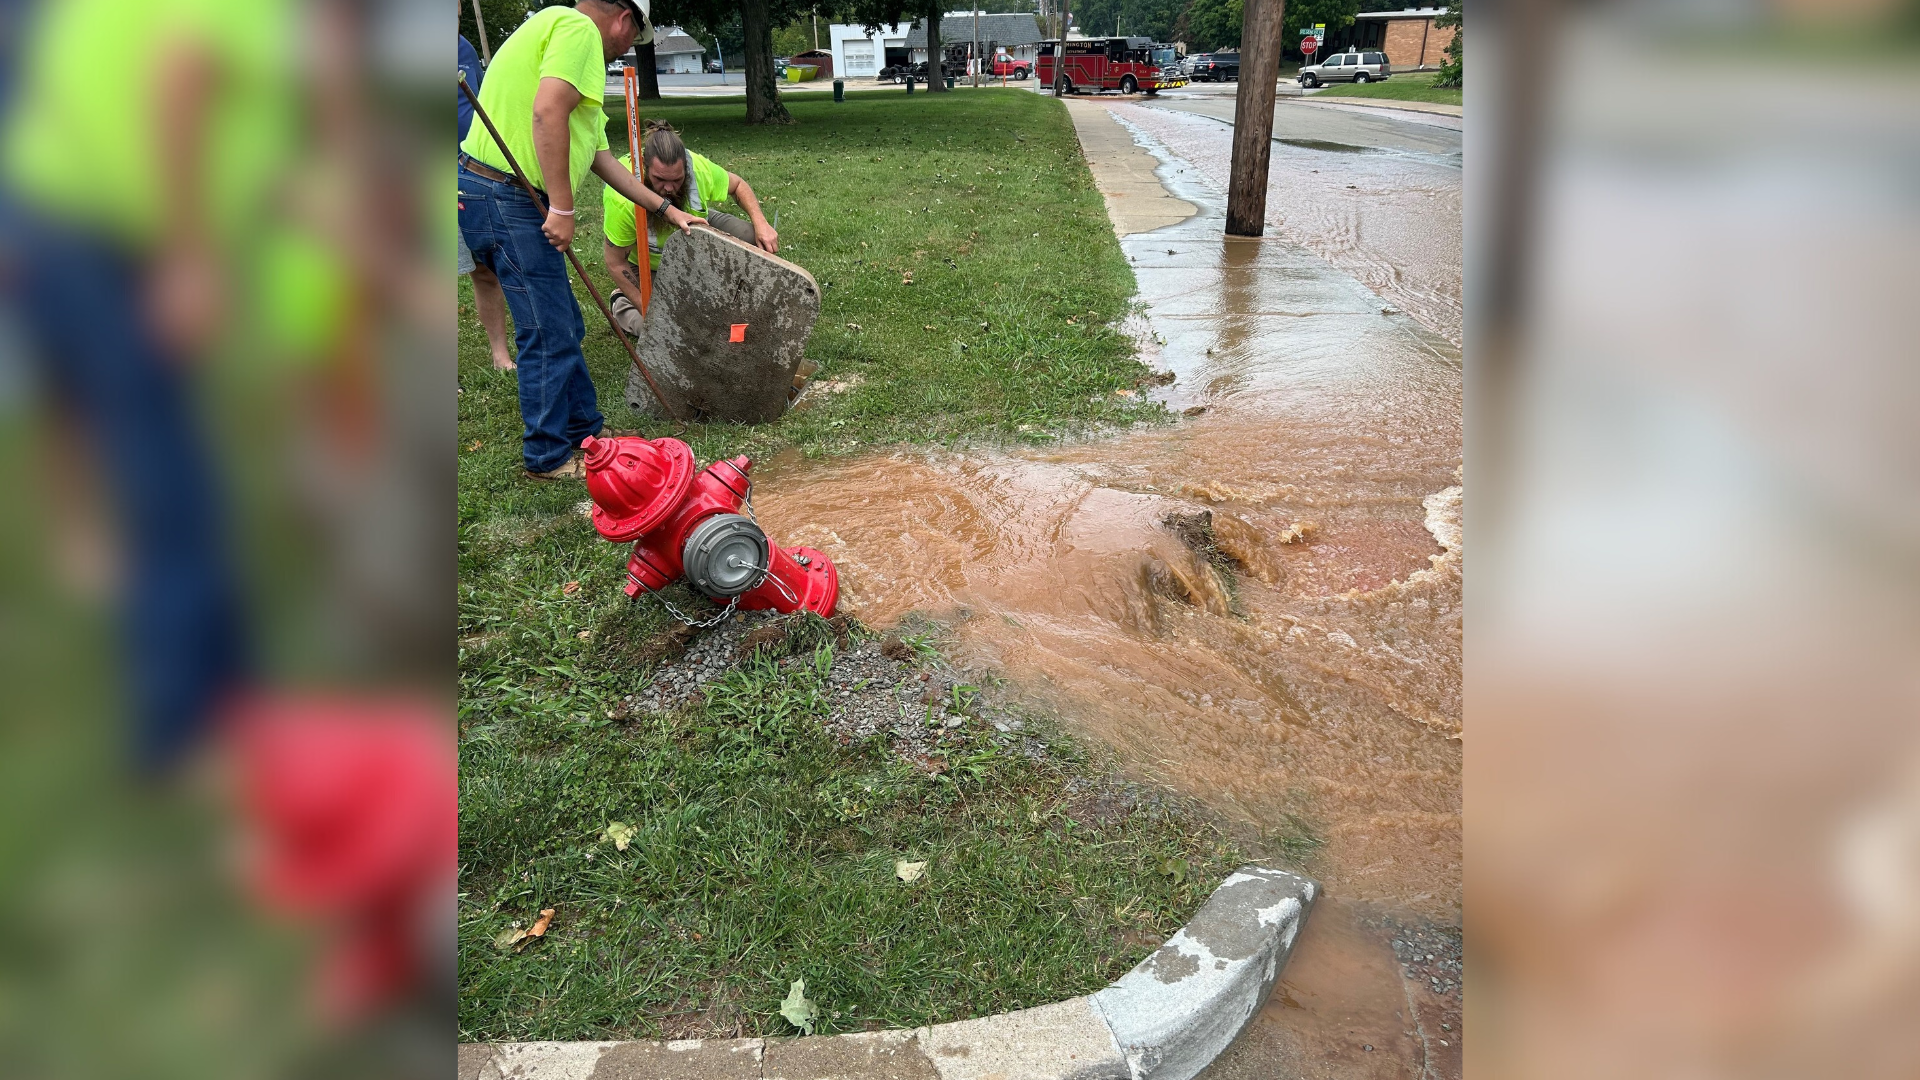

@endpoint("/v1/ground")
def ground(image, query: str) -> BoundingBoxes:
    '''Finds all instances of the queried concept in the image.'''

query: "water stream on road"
[1116,101,1464,347]
[753,118,1462,921]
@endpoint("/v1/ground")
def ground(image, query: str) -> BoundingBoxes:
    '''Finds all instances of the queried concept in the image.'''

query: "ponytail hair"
[640,120,686,172]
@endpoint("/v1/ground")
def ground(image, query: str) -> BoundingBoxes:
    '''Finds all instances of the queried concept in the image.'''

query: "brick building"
[1332,7,1456,70]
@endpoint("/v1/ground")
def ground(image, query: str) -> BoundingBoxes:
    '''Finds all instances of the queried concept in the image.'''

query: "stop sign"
[1301,36,1318,54]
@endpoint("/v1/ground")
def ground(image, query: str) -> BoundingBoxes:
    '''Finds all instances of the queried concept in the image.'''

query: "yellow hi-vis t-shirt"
[601,151,731,269]
[3,0,291,246]
[458,5,608,198]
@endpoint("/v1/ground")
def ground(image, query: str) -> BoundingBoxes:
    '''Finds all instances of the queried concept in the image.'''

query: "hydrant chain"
[659,592,743,629]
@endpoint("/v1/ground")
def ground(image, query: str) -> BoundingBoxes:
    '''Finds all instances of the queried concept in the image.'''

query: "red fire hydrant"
[581,435,838,617]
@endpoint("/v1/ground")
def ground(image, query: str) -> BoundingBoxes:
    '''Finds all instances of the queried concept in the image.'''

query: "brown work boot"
[523,457,586,482]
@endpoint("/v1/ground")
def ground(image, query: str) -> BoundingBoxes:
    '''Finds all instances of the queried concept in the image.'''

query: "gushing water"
[753,122,1462,918]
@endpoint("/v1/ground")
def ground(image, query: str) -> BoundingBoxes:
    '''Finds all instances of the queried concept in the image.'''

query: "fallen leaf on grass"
[562,581,580,596]
[603,821,637,851]
[895,860,927,883]
[493,908,556,952]
[844,322,863,332]
[780,979,819,1034]
[466,440,483,452]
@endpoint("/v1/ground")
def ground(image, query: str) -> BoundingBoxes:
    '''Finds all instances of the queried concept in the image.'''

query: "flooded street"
[756,112,1463,925]
[1116,97,1463,347]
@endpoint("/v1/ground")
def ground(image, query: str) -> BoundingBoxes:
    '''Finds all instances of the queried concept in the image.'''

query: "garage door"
[843,40,876,76]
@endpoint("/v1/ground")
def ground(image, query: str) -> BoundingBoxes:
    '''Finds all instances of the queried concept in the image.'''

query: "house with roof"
[828,11,1043,78]
[653,27,709,73]
[906,12,1045,69]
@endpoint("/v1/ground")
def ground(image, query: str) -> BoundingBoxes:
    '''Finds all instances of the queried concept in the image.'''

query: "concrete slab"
[625,224,821,424]
[763,1029,939,1079]
[590,1037,766,1079]
[460,1042,503,1080]
[920,997,1128,1080]
[1093,868,1315,1080]
[488,1041,619,1078]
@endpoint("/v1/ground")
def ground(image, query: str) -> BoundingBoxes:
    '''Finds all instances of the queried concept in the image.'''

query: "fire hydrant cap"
[584,436,696,541]
[682,514,769,599]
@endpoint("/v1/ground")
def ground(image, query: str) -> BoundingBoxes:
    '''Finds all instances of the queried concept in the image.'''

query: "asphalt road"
[1143,80,1463,158]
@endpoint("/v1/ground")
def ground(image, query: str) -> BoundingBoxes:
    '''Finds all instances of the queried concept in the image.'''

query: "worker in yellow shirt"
[457,0,703,480]
[2,0,292,770]
[599,121,779,335]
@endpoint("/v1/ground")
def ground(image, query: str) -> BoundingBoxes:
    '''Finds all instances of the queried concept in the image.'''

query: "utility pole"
[1225,0,1285,236]
[973,7,980,88]
[470,0,492,60]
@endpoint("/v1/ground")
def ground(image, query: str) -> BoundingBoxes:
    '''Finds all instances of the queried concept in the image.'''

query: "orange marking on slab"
[730,324,748,343]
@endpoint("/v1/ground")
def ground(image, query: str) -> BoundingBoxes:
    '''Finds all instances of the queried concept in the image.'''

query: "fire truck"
[1037,37,1186,95]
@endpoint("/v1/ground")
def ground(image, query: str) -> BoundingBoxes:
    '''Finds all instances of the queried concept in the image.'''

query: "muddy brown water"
[1116,101,1464,349]
[757,127,1462,923]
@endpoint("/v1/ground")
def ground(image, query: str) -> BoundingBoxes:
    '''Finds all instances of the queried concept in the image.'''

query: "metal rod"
[458,71,677,418]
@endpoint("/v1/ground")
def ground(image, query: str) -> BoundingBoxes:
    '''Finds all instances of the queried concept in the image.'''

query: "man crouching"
[601,121,779,334]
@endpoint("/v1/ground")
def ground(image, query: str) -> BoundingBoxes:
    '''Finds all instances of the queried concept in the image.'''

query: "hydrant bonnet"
[583,435,695,541]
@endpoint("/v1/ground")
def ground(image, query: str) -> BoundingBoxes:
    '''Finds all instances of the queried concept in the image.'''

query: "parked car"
[1297,50,1390,87]
[775,56,789,76]
[705,59,723,74]
[1187,52,1238,81]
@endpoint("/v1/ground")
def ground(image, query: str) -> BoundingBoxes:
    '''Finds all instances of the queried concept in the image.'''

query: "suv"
[1298,50,1390,87]
[1188,53,1239,81]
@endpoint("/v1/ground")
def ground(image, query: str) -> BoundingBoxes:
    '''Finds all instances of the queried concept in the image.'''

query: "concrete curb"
[460,866,1315,1080]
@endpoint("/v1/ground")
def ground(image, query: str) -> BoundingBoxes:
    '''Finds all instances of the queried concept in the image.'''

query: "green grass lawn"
[1313,70,1462,107]
[459,91,1262,1043]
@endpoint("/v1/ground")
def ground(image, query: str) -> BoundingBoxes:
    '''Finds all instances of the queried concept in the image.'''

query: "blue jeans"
[2,203,246,772]
[457,165,603,472]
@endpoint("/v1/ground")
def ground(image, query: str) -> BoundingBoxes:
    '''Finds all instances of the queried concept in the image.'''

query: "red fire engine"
[1037,37,1186,95]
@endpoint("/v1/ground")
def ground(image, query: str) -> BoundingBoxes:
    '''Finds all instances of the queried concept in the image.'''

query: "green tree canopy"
[460,0,533,56]
[1173,0,1242,52]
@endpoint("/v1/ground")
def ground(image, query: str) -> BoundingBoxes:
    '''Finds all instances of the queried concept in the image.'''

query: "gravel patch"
[617,611,1059,767]
[1379,917,1463,998]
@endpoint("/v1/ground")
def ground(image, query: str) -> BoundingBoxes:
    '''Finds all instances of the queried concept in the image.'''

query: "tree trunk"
[1225,0,1285,236]
[741,0,793,124]
[636,39,660,99]
[926,9,947,91]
